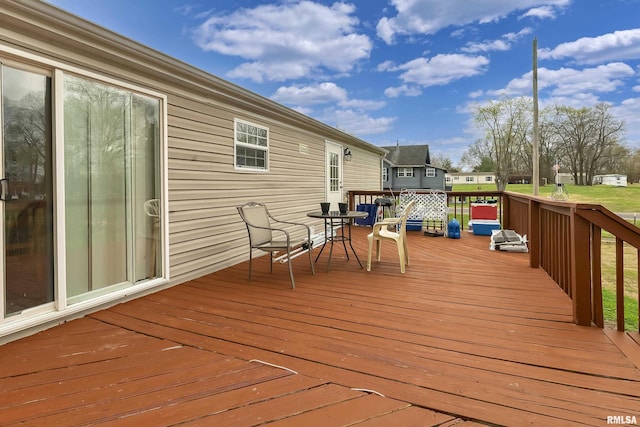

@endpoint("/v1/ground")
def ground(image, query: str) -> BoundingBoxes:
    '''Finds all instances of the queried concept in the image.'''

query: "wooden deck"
[2,226,640,426]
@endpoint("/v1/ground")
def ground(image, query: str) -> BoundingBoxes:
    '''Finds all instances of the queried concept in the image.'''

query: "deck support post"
[570,208,592,326]
[528,199,540,269]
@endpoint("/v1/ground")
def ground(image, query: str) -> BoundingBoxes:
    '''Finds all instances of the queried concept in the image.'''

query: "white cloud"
[339,98,386,110]
[377,60,396,72]
[271,82,348,105]
[193,1,372,82]
[539,29,640,65]
[383,54,489,90]
[521,6,556,19]
[462,28,533,53]
[384,85,423,98]
[175,5,197,16]
[271,82,386,112]
[376,0,569,44]
[492,63,635,99]
[325,109,396,135]
[611,97,640,146]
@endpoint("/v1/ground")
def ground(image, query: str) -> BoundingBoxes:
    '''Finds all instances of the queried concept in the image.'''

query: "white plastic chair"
[367,200,416,273]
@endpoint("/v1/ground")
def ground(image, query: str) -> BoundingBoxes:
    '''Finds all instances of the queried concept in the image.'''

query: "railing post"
[615,238,625,331]
[570,209,592,326]
[501,194,510,229]
[591,225,603,328]
[528,199,540,269]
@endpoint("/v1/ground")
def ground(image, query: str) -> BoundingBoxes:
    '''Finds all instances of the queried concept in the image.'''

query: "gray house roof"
[381,144,433,168]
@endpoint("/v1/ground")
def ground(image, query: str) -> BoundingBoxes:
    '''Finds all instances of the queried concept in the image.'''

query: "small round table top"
[306,210,369,219]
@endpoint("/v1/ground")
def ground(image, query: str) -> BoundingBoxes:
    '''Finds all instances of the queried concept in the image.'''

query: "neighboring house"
[0,1,386,343]
[593,174,628,187]
[556,172,588,185]
[446,172,496,186]
[381,145,447,191]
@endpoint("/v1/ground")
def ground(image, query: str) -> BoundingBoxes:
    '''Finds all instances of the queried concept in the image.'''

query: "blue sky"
[46,0,640,165]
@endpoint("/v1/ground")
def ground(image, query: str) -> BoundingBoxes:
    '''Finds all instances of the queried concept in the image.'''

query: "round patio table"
[306,210,368,272]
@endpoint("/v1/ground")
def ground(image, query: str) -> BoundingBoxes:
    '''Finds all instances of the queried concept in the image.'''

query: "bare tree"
[552,103,624,185]
[626,148,640,183]
[471,97,531,190]
[430,153,458,172]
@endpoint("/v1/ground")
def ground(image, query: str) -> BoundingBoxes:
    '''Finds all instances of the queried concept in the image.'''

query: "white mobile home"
[0,0,385,343]
[446,172,495,186]
[593,174,628,187]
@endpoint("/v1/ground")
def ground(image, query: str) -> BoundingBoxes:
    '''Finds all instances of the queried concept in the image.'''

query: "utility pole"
[532,38,540,195]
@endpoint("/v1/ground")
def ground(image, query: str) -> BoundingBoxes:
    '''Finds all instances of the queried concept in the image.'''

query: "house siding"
[0,0,384,341]
[384,166,446,191]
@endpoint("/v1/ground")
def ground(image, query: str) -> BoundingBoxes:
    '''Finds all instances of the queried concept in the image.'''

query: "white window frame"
[425,167,436,178]
[397,167,414,178]
[382,167,388,181]
[466,176,474,182]
[234,118,269,172]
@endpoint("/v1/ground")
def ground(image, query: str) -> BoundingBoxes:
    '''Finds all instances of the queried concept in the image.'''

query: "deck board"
[1,227,639,426]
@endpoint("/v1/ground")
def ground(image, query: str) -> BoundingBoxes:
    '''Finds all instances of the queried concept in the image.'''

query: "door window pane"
[64,74,161,302]
[329,152,339,192]
[2,65,53,316]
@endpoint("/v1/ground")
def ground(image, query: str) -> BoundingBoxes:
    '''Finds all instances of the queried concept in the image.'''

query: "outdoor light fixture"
[344,147,352,162]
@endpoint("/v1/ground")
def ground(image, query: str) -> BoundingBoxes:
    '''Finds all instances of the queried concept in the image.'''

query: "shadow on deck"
[1,227,640,426]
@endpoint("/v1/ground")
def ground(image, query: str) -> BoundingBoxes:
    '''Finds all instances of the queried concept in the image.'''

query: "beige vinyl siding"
[166,97,330,282]
[343,145,383,194]
[0,0,385,288]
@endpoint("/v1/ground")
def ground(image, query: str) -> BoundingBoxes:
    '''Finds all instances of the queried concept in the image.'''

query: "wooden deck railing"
[348,190,504,230]
[349,190,640,332]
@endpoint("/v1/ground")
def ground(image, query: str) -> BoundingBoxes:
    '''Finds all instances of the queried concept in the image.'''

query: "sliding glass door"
[1,64,54,317]
[0,54,164,329]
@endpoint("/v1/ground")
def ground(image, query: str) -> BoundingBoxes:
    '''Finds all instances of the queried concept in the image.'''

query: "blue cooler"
[469,219,501,236]
[447,218,460,239]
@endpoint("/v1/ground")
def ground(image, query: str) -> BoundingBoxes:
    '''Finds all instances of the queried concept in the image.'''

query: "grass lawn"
[452,183,639,331]
[452,182,640,212]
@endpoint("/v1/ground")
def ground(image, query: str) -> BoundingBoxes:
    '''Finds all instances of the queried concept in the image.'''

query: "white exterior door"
[325,142,344,211]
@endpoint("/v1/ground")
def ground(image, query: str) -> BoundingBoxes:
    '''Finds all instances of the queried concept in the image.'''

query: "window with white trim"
[465,176,474,182]
[425,167,436,177]
[383,167,388,181]
[397,167,414,177]
[234,119,268,171]
[485,176,493,182]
